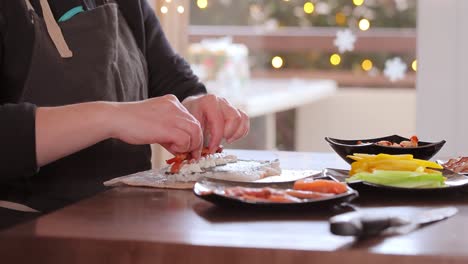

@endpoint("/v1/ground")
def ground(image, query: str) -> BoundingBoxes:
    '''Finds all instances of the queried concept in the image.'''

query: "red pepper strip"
[166,157,179,164]
[215,145,223,153]
[170,161,183,174]
[201,146,223,156]
[166,153,190,165]
[177,153,190,160]
[200,147,210,156]
[167,146,223,166]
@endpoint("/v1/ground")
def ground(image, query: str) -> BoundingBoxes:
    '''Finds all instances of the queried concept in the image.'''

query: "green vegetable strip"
[346,170,446,188]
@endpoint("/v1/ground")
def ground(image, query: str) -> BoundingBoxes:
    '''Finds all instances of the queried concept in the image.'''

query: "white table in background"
[153,78,337,167]
[208,78,337,150]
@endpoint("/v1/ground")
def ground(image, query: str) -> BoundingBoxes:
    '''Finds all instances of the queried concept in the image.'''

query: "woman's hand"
[182,94,250,153]
[36,96,203,167]
[111,95,203,155]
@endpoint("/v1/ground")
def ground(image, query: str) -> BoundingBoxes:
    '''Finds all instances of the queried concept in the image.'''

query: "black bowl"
[324,135,446,164]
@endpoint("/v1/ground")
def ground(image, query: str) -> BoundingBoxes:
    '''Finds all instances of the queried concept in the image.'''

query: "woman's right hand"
[35,95,203,167]
[109,95,203,156]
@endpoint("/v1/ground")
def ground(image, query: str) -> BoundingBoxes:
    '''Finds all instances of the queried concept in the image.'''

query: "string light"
[160,6,168,14]
[358,18,370,31]
[412,59,417,71]
[303,2,314,14]
[197,0,208,9]
[187,0,411,81]
[177,5,185,14]
[330,54,341,66]
[361,59,373,71]
[353,0,365,6]
[335,12,347,25]
[272,56,284,69]
[165,0,172,3]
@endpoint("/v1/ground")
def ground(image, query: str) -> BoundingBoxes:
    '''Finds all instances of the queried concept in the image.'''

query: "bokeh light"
[412,59,417,71]
[272,56,284,69]
[361,59,373,71]
[330,54,341,66]
[304,2,315,14]
[177,5,185,14]
[335,12,347,25]
[197,0,208,9]
[359,18,370,31]
[353,0,365,6]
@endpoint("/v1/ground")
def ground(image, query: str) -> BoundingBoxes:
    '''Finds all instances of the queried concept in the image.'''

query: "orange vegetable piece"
[293,179,347,194]
[170,161,183,174]
[167,145,224,173]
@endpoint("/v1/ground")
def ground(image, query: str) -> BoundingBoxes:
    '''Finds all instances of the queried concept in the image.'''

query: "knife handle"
[330,211,408,237]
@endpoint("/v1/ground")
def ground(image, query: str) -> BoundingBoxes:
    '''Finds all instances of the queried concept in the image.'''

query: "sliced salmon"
[293,179,348,194]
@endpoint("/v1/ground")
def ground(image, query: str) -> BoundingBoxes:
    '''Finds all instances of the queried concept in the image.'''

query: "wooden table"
[1,150,468,264]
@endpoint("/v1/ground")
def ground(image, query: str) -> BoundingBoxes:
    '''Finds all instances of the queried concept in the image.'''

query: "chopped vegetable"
[347,170,446,188]
[166,146,223,173]
[170,161,183,174]
[348,153,442,176]
[346,153,446,188]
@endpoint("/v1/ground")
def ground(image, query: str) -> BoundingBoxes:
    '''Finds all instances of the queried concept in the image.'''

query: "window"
[151,0,418,154]
[189,0,417,88]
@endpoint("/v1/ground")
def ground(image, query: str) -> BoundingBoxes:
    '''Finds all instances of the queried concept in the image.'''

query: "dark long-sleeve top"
[0,0,206,183]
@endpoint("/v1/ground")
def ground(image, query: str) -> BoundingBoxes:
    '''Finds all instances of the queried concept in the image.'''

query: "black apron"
[1,0,151,223]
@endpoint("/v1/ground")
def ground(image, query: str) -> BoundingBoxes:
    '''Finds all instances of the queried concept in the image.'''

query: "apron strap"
[39,0,73,58]
[0,200,40,213]
[24,0,35,11]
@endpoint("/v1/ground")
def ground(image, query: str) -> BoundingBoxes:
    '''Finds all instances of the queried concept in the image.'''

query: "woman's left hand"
[182,94,250,153]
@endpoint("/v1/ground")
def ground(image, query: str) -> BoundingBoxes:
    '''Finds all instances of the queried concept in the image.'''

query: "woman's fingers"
[111,95,205,156]
[207,110,225,153]
[220,101,242,142]
[227,110,249,143]
[182,94,251,153]
[161,95,203,155]
[192,95,225,153]
[163,127,192,153]
[174,116,202,152]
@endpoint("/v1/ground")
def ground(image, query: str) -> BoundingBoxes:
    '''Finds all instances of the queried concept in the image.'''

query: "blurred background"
[150,0,468,163]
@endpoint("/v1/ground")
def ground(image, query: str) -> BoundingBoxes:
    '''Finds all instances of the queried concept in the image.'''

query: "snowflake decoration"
[334,29,357,53]
[383,57,407,82]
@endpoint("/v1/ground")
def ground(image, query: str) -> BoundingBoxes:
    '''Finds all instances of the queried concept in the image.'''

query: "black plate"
[325,135,446,164]
[193,175,358,209]
[324,168,468,193]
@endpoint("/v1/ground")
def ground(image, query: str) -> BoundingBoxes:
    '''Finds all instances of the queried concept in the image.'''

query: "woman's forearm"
[34,96,204,168]
[35,102,115,167]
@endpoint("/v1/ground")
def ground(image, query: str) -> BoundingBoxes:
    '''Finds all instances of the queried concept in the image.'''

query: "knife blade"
[329,206,458,237]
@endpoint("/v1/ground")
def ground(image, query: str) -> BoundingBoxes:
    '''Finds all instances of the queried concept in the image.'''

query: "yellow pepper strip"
[372,154,414,160]
[352,153,375,158]
[350,160,419,174]
[348,153,414,161]
[411,158,443,169]
[350,153,441,168]
[347,155,364,161]
[348,153,442,176]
